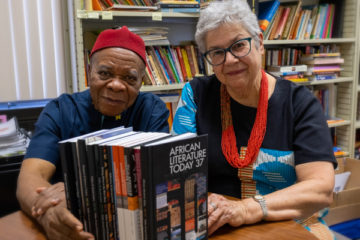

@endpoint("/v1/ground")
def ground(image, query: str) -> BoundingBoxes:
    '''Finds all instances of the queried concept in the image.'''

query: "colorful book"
[141,133,208,240]
[258,0,280,32]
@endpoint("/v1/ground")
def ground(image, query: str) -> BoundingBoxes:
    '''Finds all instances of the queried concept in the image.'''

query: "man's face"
[89,47,145,116]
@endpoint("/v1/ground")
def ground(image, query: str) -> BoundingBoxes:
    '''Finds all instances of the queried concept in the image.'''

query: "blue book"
[258,0,280,32]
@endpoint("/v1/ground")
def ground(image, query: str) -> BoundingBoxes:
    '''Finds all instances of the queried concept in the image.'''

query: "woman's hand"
[31,182,65,217]
[207,193,248,235]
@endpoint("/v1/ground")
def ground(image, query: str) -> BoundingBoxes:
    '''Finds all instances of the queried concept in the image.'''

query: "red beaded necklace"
[220,70,268,168]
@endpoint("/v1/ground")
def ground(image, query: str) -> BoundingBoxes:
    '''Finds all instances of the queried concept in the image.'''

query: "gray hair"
[195,0,261,53]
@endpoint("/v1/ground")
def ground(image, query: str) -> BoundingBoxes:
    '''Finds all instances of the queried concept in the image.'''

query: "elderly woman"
[171,0,336,239]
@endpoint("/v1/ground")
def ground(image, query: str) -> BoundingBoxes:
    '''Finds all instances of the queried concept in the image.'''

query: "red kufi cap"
[90,26,146,64]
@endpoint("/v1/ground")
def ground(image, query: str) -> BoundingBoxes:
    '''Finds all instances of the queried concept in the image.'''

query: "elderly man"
[16,27,169,240]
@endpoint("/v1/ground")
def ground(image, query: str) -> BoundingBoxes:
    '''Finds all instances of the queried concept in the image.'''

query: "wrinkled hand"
[38,201,94,240]
[207,193,247,235]
[32,182,65,217]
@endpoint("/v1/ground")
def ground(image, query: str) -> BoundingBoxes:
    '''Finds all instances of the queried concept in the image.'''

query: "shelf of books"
[260,0,360,157]
[72,0,360,156]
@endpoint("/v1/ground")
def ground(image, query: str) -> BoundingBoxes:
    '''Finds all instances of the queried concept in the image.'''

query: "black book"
[104,132,170,240]
[140,133,208,240]
[85,128,136,239]
[59,129,108,229]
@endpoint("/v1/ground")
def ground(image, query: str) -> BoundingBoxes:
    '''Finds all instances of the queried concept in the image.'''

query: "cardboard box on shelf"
[324,158,360,226]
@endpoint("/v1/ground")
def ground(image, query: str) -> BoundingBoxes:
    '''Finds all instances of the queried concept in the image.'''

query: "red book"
[175,46,188,81]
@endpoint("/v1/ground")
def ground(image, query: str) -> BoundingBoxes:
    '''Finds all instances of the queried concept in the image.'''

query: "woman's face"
[205,23,264,93]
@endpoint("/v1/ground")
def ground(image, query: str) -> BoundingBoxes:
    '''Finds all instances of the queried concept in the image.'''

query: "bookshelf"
[261,0,360,158]
[71,0,200,92]
[71,0,360,157]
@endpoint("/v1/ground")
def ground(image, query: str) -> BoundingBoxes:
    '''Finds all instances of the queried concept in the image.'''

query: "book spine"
[118,146,129,239]
[71,142,86,230]
[59,142,77,216]
[274,7,290,40]
[134,147,144,240]
[140,146,152,240]
[98,145,110,240]
[124,147,142,240]
[86,144,101,239]
[164,47,181,83]
[181,47,193,80]
[170,47,184,83]
[147,50,166,85]
[184,45,196,78]
[106,146,117,240]
[175,46,188,81]
[157,47,177,84]
[78,139,94,235]
[259,0,280,32]
[269,6,284,40]
[152,47,171,84]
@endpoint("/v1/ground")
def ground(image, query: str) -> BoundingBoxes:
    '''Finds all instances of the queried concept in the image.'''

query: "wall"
[0,0,71,102]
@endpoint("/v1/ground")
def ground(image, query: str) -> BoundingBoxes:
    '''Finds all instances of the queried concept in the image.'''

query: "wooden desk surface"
[0,211,317,240]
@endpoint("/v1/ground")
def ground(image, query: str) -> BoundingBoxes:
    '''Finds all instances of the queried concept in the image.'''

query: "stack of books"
[156,0,200,13]
[60,126,208,240]
[301,47,344,81]
[0,117,29,158]
[128,27,170,46]
[267,64,308,83]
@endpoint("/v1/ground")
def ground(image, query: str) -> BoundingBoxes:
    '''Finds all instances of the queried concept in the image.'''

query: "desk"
[0,211,317,240]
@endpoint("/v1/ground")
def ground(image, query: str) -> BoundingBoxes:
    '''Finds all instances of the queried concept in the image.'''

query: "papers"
[333,171,351,193]
[0,117,29,157]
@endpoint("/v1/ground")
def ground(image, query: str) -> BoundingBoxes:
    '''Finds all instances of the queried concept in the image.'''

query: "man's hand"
[32,182,65,217]
[37,200,94,240]
[207,193,247,235]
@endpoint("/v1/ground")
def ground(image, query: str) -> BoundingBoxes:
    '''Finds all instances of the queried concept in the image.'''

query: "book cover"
[141,133,208,240]
[258,0,280,32]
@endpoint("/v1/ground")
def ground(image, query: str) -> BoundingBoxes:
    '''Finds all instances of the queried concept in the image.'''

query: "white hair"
[195,0,261,53]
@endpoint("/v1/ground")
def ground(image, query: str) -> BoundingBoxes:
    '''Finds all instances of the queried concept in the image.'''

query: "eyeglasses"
[204,37,252,66]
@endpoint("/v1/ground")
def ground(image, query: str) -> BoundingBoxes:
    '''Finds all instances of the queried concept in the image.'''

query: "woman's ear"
[258,32,265,55]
